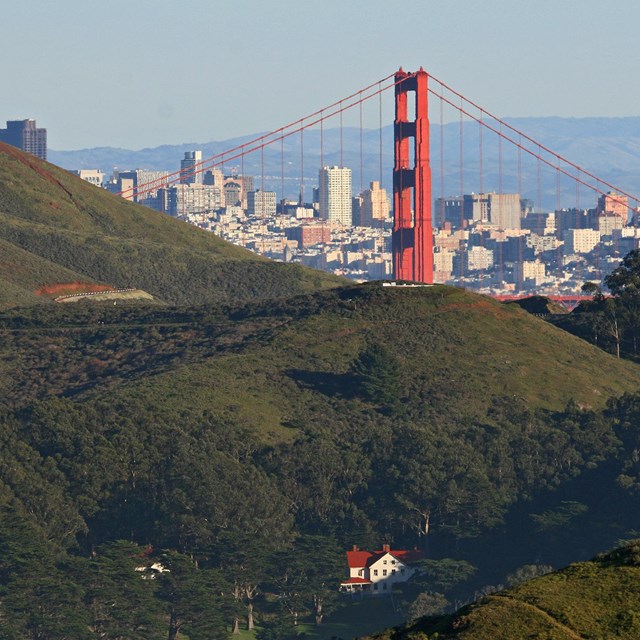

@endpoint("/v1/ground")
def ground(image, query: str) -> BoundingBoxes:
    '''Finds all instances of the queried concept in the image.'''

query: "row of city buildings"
[75,149,640,294]
[2,118,637,294]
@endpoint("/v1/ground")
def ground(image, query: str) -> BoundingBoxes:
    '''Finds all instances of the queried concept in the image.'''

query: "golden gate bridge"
[119,68,640,298]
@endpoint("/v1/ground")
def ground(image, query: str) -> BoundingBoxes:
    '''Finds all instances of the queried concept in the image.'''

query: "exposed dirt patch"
[35,282,114,297]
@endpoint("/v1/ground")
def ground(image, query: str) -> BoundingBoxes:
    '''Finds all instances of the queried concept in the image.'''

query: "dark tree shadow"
[285,369,356,399]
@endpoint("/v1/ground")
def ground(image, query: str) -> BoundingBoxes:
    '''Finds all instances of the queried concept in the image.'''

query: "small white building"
[340,544,423,595]
[73,169,105,188]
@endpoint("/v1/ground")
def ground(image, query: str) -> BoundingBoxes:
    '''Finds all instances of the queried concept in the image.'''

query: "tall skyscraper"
[462,192,521,229]
[0,119,47,160]
[180,151,203,184]
[319,166,352,225]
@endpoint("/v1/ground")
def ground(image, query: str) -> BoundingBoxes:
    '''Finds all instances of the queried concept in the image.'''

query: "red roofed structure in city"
[340,543,424,595]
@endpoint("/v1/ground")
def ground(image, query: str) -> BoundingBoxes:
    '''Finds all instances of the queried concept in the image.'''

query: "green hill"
[4,147,640,638]
[2,283,638,420]
[3,283,640,637]
[368,542,640,639]
[0,142,342,308]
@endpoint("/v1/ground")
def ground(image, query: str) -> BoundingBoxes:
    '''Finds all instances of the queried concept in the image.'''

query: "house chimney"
[382,543,390,553]
[352,545,358,552]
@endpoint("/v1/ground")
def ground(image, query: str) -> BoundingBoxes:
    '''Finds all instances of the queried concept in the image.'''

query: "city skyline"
[3,0,640,150]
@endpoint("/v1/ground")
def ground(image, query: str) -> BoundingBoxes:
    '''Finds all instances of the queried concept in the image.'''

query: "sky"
[3,0,639,150]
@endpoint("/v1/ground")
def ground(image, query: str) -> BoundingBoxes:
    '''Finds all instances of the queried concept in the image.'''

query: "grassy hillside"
[1,283,638,420]
[368,542,640,639]
[0,142,342,308]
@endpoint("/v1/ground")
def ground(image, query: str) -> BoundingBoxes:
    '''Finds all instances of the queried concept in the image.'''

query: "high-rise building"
[598,192,629,219]
[319,166,352,225]
[463,193,521,229]
[358,181,390,227]
[0,119,47,160]
[111,169,170,204]
[180,151,203,185]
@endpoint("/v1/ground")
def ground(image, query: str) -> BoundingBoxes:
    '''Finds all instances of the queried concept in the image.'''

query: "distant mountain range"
[49,117,640,211]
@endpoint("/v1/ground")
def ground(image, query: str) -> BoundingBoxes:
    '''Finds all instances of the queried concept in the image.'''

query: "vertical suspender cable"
[378,83,384,272]
[498,122,504,286]
[359,93,364,195]
[320,111,326,271]
[261,144,265,254]
[359,93,364,269]
[280,135,286,255]
[340,101,344,168]
[518,134,523,291]
[479,109,484,195]
[459,98,465,283]
[300,127,304,206]
[440,83,445,229]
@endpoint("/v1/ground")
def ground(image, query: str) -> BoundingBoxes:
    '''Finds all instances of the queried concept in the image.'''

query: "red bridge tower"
[393,67,433,283]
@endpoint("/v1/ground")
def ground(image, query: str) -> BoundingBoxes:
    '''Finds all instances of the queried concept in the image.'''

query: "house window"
[373,569,378,576]
[391,559,396,564]
[383,560,387,564]
[392,569,396,574]
[358,569,363,576]
[373,584,378,591]
[382,569,387,576]
[383,583,387,590]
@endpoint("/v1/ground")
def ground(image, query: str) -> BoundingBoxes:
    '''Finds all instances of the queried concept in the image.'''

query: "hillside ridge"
[0,142,342,309]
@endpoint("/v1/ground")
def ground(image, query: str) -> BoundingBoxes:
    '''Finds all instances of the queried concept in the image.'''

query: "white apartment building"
[165,183,223,217]
[520,260,546,285]
[247,190,277,217]
[74,169,105,188]
[467,245,494,271]
[565,229,600,254]
[319,166,352,225]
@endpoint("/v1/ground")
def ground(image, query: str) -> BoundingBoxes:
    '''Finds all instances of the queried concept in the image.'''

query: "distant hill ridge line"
[48,117,640,209]
[50,116,640,155]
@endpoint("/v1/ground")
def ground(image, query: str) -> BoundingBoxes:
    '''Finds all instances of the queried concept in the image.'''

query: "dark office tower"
[0,119,47,160]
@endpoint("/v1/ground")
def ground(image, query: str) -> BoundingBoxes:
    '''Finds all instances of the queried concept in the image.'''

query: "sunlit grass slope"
[368,542,640,639]
[0,142,342,308]
[2,283,639,440]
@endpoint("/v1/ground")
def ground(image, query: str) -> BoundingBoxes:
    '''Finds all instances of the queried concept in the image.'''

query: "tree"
[405,592,449,621]
[351,343,402,412]
[0,506,91,640]
[506,563,553,587]
[605,250,640,297]
[75,540,164,640]
[155,551,229,640]
[579,283,623,357]
[268,535,344,626]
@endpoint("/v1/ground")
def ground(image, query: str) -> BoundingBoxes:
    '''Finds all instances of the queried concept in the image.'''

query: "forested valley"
[2,284,640,639]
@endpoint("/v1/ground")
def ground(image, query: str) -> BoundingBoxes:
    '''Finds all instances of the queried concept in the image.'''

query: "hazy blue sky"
[3,0,639,150]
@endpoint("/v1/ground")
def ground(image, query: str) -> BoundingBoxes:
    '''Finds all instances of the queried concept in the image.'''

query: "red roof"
[346,551,374,568]
[340,577,372,584]
[346,548,424,569]
[388,549,424,564]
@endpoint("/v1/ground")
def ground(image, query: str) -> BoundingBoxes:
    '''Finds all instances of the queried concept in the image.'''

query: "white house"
[340,544,423,594]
